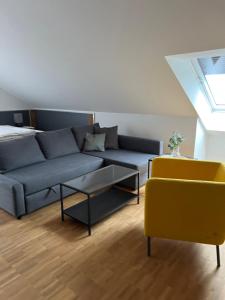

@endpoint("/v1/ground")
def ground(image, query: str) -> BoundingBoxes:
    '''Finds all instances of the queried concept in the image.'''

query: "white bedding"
[0,125,39,141]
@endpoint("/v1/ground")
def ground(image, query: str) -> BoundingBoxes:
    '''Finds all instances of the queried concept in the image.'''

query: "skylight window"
[166,49,225,131]
[196,56,225,110]
[205,74,225,105]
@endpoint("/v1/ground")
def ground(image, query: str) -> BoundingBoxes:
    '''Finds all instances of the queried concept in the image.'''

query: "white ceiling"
[0,88,29,110]
[1,0,225,116]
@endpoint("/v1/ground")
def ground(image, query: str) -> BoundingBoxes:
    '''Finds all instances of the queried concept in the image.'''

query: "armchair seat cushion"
[5,153,103,195]
[84,149,156,174]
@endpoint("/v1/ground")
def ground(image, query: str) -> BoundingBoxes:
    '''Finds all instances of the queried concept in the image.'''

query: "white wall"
[95,112,197,155]
[206,131,225,162]
[0,88,28,111]
[194,119,207,160]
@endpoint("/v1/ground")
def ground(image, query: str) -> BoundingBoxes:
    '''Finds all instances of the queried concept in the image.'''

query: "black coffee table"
[60,165,139,235]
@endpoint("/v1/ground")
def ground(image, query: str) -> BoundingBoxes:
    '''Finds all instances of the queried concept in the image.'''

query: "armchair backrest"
[215,164,225,182]
[152,157,221,182]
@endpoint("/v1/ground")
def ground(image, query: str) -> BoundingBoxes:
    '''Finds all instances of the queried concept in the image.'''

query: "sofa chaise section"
[85,135,163,189]
[85,150,156,189]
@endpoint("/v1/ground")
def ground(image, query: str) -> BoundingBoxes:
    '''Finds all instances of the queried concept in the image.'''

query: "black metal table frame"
[60,172,140,236]
[147,156,160,178]
[147,158,153,178]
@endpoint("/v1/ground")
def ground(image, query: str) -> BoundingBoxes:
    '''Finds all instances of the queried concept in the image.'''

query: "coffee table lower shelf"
[63,188,137,230]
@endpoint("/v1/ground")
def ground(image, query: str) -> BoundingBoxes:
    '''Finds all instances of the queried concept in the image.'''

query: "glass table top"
[61,165,139,195]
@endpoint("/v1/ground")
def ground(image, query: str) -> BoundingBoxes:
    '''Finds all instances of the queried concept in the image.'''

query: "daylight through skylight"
[205,74,225,105]
[197,56,225,109]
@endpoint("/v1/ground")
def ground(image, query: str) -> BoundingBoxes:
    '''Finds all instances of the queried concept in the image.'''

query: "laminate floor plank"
[0,188,224,300]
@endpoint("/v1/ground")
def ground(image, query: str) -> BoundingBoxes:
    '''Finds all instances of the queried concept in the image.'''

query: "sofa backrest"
[0,135,46,172]
[118,135,163,155]
[36,128,80,159]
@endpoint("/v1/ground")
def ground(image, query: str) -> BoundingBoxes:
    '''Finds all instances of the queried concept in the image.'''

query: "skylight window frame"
[191,58,225,112]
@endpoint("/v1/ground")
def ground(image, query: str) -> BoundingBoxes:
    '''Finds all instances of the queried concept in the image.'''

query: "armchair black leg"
[216,245,220,267]
[147,237,151,256]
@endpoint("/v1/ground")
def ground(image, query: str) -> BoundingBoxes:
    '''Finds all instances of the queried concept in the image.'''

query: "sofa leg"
[216,245,220,268]
[147,237,151,256]
[17,216,22,220]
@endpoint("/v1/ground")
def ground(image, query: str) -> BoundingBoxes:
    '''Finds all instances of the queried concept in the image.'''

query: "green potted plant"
[168,131,184,157]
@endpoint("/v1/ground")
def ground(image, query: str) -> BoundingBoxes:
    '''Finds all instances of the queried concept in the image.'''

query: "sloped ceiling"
[0,1,225,116]
[0,88,29,110]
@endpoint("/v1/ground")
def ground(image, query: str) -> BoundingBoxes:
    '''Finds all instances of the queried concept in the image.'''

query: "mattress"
[0,125,40,141]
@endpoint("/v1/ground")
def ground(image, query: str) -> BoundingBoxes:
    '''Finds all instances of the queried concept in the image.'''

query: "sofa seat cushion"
[84,150,156,174]
[5,153,103,195]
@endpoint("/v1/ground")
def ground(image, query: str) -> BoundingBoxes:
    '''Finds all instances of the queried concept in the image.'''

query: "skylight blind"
[198,56,225,75]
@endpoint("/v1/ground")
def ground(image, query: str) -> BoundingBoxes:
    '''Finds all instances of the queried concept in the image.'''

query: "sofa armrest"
[0,174,25,218]
[144,178,225,245]
[118,135,163,155]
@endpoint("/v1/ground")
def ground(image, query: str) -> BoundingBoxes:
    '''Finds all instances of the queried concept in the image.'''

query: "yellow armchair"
[144,157,225,267]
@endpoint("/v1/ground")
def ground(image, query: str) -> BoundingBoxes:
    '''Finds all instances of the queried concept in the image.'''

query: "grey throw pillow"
[72,123,99,150]
[0,135,46,172]
[84,133,106,152]
[94,126,118,149]
[36,128,80,159]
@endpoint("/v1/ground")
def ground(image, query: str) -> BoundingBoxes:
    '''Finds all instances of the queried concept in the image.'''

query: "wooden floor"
[0,188,225,300]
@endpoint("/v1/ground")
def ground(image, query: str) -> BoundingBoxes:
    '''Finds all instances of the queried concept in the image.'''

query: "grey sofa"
[0,126,163,218]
